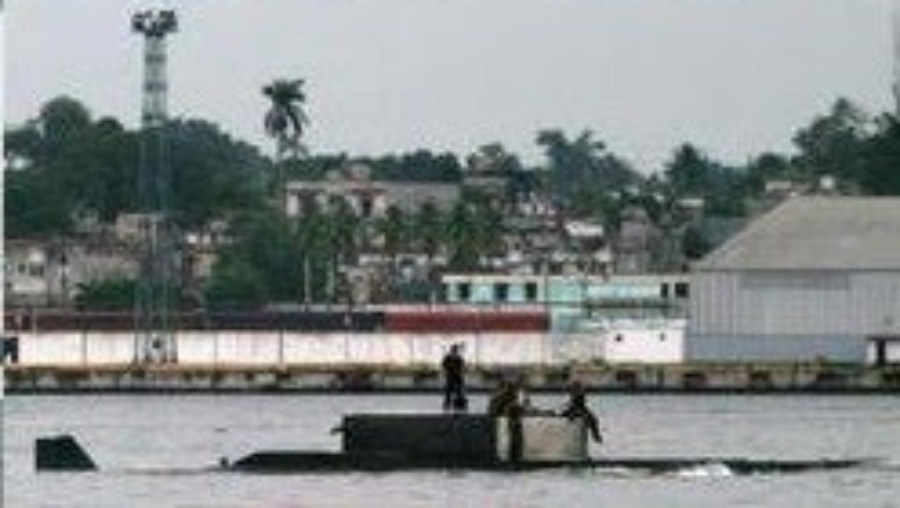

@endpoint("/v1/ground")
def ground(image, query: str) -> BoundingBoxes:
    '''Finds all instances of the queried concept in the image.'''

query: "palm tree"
[537,129,604,203]
[262,79,309,211]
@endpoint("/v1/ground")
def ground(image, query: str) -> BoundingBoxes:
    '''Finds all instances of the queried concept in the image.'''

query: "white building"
[689,197,900,363]
[284,165,460,219]
[4,238,138,308]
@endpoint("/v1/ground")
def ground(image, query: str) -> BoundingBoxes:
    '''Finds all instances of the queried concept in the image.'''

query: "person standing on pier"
[441,343,467,411]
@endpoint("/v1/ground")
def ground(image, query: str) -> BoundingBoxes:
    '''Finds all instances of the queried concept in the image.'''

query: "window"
[360,198,373,218]
[524,282,538,302]
[675,282,689,298]
[494,283,509,302]
[660,283,670,298]
[458,283,471,301]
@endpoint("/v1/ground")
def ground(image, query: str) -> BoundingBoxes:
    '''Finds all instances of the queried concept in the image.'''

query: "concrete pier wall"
[15,331,559,366]
[5,362,898,393]
[8,321,687,367]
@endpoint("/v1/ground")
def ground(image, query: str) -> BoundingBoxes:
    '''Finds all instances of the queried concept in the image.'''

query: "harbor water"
[4,393,899,507]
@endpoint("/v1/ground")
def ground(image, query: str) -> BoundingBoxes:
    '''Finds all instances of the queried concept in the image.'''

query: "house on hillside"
[614,207,661,274]
[5,237,138,308]
[284,164,459,219]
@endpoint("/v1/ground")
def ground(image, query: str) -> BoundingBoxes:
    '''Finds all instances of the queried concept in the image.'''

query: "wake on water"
[588,462,734,479]
[70,457,894,483]
[674,463,734,478]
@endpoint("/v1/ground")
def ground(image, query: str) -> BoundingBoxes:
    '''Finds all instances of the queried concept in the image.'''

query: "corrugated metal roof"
[696,197,900,270]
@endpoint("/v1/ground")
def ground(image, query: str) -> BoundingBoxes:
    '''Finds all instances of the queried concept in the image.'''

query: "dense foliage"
[4,97,269,236]
[7,95,900,309]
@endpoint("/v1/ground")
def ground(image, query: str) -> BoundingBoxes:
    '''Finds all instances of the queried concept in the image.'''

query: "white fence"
[11,322,686,366]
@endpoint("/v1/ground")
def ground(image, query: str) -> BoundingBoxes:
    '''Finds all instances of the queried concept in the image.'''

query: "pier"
[5,362,899,393]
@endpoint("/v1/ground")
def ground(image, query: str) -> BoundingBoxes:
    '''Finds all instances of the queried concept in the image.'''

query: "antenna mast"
[132,9,178,363]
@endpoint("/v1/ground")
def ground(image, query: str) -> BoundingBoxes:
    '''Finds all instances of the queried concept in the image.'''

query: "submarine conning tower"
[342,413,589,464]
[35,434,98,472]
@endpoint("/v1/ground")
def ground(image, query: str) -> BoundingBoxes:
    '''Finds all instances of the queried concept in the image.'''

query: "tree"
[682,224,712,260]
[570,189,624,229]
[37,96,92,158]
[5,97,269,237]
[5,167,73,237]
[167,119,268,228]
[466,142,532,210]
[74,278,136,311]
[704,165,748,217]
[377,205,409,261]
[205,256,266,309]
[663,144,747,217]
[664,144,710,196]
[263,79,309,158]
[745,152,793,195]
[792,97,871,181]
[537,129,641,212]
[857,116,900,195]
[263,78,310,209]
[538,129,601,202]
[207,210,305,306]
[363,150,463,182]
[4,98,136,236]
[446,202,479,270]
[326,196,360,264]
[284,153,347,182]
[415,201,443,260]
[466,143,523,177]
[4,120,43,164]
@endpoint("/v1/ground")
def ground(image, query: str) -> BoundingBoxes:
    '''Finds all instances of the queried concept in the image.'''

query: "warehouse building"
[688,197,900,363]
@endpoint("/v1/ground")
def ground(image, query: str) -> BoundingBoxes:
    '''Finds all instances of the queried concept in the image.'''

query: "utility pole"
[132,9,178,364]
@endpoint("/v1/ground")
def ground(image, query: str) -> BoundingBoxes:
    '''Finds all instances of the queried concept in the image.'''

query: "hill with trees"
[6,95,900,309]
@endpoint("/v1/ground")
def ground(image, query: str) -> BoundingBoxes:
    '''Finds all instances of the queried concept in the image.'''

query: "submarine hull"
[228,414,866,474]
[229,450,864,474]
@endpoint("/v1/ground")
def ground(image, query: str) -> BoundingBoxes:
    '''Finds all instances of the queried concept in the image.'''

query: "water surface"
[4,394,898,507]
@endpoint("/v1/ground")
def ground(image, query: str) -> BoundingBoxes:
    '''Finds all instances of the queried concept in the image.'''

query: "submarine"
[225,413,866,475]
[34,415,869,475]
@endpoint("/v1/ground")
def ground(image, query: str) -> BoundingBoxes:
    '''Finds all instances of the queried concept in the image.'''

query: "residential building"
[284,164,460,219]
[5,238,138,308]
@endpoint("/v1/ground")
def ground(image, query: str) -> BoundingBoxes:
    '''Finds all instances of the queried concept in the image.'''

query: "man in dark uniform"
[441,344,466,411]
[487,379,517,418]
[561,381,602,443]
[488,379,525,462]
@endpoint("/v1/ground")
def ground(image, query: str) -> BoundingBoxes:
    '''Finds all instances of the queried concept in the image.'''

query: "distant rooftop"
[696,197,900,271]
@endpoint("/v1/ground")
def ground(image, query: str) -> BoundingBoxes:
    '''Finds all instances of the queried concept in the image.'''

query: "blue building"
[441,273,688,333]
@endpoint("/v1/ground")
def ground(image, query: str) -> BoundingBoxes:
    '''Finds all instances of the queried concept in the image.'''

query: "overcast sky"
[4,0,895,172]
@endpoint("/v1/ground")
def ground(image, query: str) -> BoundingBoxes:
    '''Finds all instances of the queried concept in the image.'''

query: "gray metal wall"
[687,270,900,362]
